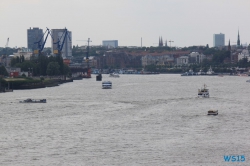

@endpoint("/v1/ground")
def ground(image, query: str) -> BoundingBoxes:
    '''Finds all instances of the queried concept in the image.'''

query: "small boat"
[181,69,197,76]
[207,110,218,115]
[197,69,206,75]
[238,73,248,77]
[206,66,217,75]
[102,81,112,89]
[109,73,120,77]
[198,84,209,98]
[19,98,46,103]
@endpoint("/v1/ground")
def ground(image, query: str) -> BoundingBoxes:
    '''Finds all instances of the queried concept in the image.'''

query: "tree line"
[10,54,71,77]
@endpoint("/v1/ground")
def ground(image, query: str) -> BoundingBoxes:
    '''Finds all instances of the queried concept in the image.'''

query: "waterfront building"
[27,27,43,51]
[238,49,250,62]
[102,40,118,48]
[213,33,225,47]
[51,29,72,59]
[189,52,206,64]
[13,48,33,60]
[176,56,189,66]
[141,54,174,66]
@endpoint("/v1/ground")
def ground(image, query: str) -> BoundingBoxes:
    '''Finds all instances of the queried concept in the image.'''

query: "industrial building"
[102,40,118,48]
[27,27,43,51]
[213,33,225,47]
[51,29,72,59]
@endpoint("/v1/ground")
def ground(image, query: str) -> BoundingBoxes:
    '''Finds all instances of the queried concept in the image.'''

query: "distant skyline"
[1,0,250,48]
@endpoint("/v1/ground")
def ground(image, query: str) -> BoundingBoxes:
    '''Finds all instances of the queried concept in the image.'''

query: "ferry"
[20,98,46,103]
[102,81,112,89]
[198,84,209,98]
[207,110,218,115]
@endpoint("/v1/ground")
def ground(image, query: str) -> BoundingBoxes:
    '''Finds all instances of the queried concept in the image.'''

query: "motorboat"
[181,69,197,76]
[109,73,120,77]
[207,110,218,115]
[102,81,112,89]
[197,69,206,75]
[20,98,46,103]
[198,84,209,98]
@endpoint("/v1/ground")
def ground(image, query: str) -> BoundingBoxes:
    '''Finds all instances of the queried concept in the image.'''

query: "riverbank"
[0,77,73,92]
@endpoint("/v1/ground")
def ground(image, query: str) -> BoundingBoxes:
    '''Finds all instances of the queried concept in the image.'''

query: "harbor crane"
[76,38,92,78]
[33,27,52,54]
[53,28,71,56]
[2,38,9,66]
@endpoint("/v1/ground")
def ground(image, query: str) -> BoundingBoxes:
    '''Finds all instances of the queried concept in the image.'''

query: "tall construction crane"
[53,28,71,55]
[34,27,52,54]
[3,38,9,66]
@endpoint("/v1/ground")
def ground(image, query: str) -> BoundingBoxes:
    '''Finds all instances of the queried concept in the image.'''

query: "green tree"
[63,64,71,76]
[238,58,248,68]
[0,66,8,76]
[46,62,60,76]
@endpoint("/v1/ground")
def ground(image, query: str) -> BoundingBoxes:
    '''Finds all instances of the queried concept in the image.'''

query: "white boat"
[207,110,218,115]
[102,81,112,89]
[198,84,209,98]
[109,73,120,77]
[206,66,215,75]
[197,69,206,75]
[181,69,197,76]
[20,98,46,103]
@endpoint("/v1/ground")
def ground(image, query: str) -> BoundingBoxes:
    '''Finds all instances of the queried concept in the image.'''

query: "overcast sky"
[1,0,250,48]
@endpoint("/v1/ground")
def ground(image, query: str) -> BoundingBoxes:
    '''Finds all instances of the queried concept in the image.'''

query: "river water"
[0,74,249,166]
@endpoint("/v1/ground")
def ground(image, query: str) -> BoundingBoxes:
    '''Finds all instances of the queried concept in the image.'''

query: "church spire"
[228,39,231,51]
[159,36,163,47]
[237,29,240,47]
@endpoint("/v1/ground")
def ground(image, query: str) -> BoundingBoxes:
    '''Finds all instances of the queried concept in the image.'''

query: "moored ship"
[19,98,46,103]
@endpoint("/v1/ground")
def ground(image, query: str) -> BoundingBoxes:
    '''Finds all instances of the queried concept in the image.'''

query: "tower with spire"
[228,39,231,51]
[237,29,240,47]
[165,40,168,47]
[159,36,163,47]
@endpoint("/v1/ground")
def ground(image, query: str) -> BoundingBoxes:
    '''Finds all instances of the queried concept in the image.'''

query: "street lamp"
[169,40,174,49]
[31,68,33,77]
[28,68,30,77]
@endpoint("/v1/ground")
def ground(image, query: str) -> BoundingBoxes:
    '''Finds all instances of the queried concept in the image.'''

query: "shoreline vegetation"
[0,77,73,92]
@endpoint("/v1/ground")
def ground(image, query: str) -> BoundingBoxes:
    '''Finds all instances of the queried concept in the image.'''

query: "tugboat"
[102,81,112,89]
[19,98,46,103]
[207,110,218,115]
[198,84,209,98]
